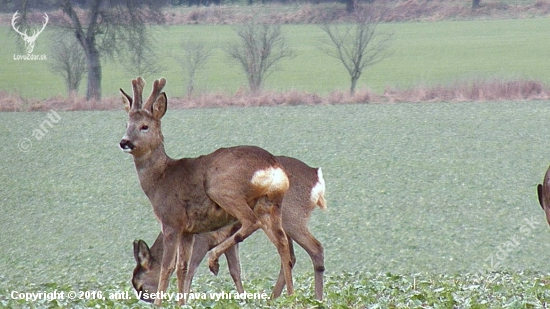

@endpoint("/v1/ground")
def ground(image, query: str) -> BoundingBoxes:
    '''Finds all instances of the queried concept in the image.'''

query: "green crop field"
[3,9,550,307]
[1,17,550,99]
[2,101,550,307]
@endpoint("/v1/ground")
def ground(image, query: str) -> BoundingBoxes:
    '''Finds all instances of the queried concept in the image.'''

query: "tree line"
[7,0,396,101]
[7,0,497,102]
[3,0,352,12]
[7,0,488,101]
[2,0,484,15]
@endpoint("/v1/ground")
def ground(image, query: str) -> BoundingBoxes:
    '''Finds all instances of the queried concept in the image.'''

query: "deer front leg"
[154,228,179,306]
[176,234,194,306]
[181,235,209,298]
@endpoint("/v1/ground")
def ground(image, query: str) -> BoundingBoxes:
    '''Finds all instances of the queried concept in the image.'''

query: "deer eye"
[140,125,149,132]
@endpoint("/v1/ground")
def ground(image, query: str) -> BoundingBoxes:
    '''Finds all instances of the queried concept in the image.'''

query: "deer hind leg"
[287,228,325,300]
[206,198,262,276]
[273,236,296,298]
[255,195,294,297]
[224,243,245,294]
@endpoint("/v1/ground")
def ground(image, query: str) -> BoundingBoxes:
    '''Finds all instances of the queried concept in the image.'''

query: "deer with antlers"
[119,77,295,306]
[132,155,327,303]
[11,11,48,54]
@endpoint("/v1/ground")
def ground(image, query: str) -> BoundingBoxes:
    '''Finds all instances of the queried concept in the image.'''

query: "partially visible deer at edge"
[537,165,550,225]
[119,77,294,306]
[133,155,327,302]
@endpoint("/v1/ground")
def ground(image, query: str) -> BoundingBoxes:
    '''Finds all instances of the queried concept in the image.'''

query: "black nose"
[119,139,135,151]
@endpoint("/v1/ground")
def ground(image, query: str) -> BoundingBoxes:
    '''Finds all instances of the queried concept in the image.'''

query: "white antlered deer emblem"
[11,11,48,54]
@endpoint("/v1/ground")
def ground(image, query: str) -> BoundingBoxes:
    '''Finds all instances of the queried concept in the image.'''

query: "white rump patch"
[310,168,326,209]
[251,167,289,193]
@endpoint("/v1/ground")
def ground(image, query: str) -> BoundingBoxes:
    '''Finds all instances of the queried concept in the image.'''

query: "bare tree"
[346,0,356,13]
[320,8,393,95]
[123,32,165,82]
[176,39,212,96]
[58,0,164,100]
[227,23,295,93]
[48,36,86,95]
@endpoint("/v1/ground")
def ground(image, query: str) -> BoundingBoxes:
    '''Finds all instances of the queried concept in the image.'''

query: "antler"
[11,11,27,37]
[143,78,167,111]
[130,77,146,111]
[123,77,166,112]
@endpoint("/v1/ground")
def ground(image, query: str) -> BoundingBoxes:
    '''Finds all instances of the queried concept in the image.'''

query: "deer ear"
[151,92,167,120]
[538,184,545,210]
[133,240,152,269]
[120,88,132,113]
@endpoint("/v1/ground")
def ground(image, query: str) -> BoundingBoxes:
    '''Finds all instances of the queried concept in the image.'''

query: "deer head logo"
[11,11,48,54]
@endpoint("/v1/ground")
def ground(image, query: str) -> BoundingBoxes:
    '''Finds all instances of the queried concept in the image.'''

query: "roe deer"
[537,165,550,225]
[132,156,327,302]
[119,77,294,305]
[133,223,245,301]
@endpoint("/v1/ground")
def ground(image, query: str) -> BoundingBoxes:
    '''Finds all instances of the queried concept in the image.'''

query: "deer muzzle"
[119,139,135,153]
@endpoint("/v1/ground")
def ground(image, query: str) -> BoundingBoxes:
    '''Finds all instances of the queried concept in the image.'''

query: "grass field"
[1,17,550,99]
[2,101,550,307]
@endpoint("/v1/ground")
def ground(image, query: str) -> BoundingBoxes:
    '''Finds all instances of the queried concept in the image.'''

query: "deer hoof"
[208,254,220,276]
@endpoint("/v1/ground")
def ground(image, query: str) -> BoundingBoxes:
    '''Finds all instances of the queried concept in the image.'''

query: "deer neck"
[132,143,171,193]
